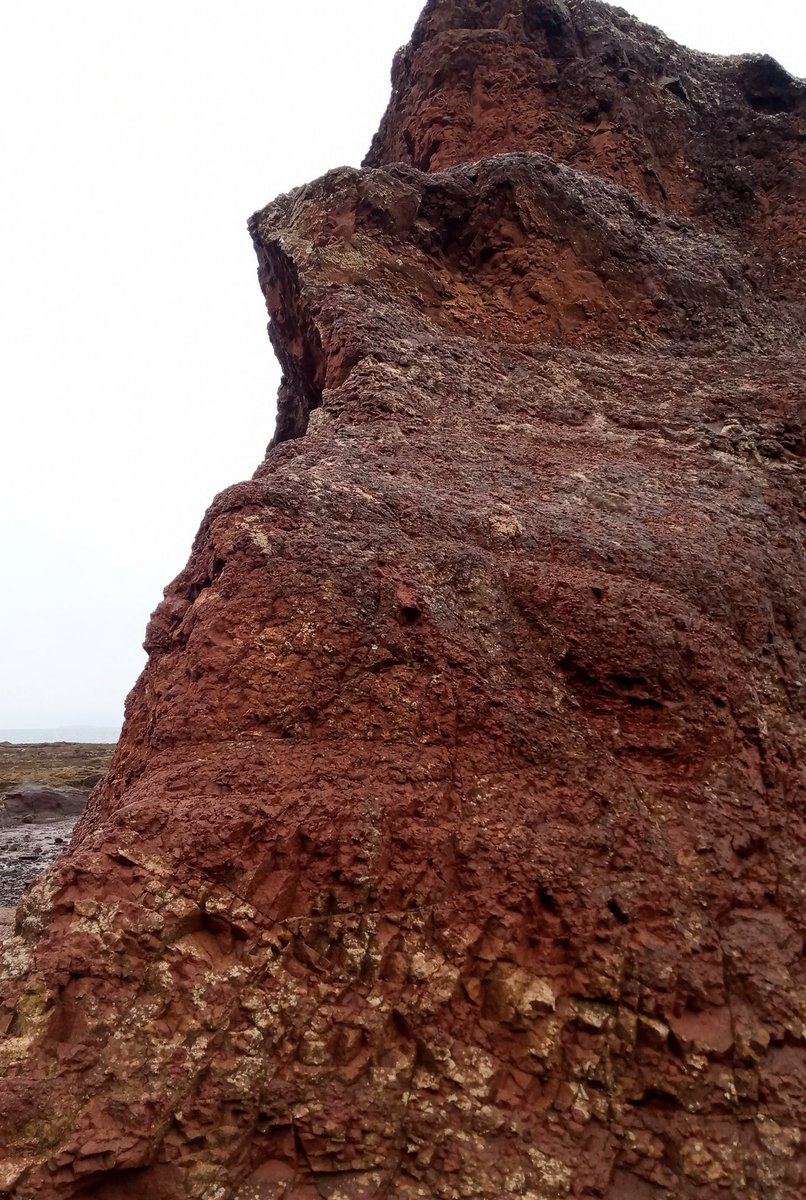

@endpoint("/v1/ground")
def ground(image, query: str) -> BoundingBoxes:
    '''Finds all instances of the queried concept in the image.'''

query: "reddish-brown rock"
[2,2,805,1198]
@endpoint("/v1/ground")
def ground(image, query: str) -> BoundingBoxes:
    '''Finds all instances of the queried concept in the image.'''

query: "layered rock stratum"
[2,2,805,1197]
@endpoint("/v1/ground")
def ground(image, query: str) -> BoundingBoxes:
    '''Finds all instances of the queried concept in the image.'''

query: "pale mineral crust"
[2,2,806,1198]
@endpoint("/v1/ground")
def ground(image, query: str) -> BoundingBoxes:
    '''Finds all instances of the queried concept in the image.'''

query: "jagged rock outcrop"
[2,2,805,1198]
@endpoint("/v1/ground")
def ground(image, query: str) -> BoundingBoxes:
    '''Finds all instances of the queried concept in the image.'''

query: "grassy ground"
[0,742,115,796]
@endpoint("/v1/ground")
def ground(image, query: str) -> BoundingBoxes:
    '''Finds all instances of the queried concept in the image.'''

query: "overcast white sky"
[1,1,804,735]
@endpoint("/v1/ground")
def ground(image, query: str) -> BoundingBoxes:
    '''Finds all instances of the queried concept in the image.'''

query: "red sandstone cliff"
[2,2,805,1198]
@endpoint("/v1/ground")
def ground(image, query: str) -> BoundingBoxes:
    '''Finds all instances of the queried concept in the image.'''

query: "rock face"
[1,786,89,827]
[2,2,805,1198]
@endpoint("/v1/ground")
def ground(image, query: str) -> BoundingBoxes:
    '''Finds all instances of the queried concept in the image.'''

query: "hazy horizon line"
[0,724,120,745]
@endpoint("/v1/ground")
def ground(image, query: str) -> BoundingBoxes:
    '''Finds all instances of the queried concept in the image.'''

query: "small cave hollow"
[738,55,800,115]
[77,1166,182,1199]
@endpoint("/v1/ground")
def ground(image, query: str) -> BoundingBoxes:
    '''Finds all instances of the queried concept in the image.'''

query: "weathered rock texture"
[2,2,806,1198]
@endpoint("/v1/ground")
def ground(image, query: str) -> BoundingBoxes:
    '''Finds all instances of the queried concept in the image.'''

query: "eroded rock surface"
[1,2,805,1198]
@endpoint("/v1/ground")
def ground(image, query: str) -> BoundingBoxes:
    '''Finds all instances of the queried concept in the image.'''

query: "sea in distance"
[0,727,120,745]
